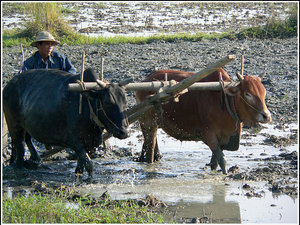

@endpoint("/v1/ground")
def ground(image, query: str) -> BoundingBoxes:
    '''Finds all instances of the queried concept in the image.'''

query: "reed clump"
[18,2,74,42]
[236,3,297,39]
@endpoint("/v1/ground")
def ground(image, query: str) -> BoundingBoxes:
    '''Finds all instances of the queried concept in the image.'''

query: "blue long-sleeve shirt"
[20,50,76,74]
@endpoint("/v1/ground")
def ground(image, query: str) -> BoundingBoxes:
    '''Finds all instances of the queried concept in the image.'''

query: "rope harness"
[76,80,104,129]
[87,99,105,128]
[95,95,128,131]
[76,80,128,131]
[219,75,263,131]
[239,94,262,114]
[219,77,241,131]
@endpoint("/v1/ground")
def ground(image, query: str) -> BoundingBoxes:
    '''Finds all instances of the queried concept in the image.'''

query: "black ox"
[3,68,129,179]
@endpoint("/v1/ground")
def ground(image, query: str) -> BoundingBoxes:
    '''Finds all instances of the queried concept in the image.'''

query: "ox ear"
[224,85,240,96]
[259,72,266,80]
[81,89,100,99]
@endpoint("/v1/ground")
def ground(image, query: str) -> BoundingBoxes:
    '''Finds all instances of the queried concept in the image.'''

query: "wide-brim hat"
[31,31,60,47]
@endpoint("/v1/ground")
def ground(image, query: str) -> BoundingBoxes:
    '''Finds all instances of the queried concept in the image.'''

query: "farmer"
[20,31,76,74]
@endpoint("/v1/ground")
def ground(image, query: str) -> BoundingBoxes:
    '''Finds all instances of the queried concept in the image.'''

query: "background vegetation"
[2,2,298,47]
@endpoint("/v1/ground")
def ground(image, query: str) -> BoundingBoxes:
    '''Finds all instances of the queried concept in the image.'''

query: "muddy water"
[72,123,297,223]
[2,123,298,223]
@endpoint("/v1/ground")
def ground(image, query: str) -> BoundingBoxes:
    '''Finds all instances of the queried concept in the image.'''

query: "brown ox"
[135,68,272,174]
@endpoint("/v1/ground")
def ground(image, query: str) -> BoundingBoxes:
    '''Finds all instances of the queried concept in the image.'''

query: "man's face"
[37,41,55,60]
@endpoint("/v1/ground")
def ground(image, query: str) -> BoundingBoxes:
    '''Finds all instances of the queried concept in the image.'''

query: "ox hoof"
[75,173,84,184]
[5,163,29,178]
[137,155,146,162]
[154,154,163,161]
[83,176,94,184]
[74,173,94,184]
[23,160,42,170]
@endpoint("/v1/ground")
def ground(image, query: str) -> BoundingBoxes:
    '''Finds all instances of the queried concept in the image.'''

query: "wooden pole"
[101,57,104,81]
[241,55,244,76]
[165,55,235,96]
[69,81,231,92]
[19,44,25,73]
[79,51,85,114]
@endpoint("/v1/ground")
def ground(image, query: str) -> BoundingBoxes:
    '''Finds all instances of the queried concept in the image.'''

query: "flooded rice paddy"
[2,2,298,223]
[2,2,291,37]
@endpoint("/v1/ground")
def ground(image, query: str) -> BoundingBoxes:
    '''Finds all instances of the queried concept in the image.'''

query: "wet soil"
[2,39,298,223]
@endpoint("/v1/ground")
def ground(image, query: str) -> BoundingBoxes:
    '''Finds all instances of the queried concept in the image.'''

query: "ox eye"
[245,92,253,101]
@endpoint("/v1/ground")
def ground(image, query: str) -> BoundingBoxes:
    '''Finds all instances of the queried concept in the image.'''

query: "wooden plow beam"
[42,55,235,159]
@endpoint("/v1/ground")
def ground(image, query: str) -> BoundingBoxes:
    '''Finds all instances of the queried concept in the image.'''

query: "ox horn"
[241,55,244,76]
[119,78,133,87]
[96,79,107,88]
[236,72,244,81]
[259,72,266,79]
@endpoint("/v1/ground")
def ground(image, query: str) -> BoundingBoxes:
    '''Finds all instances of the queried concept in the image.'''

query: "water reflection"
[166,184,241,223]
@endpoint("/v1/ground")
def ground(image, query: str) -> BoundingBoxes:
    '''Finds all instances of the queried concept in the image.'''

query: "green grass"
[2,30,237,47]
[2,190,169,223]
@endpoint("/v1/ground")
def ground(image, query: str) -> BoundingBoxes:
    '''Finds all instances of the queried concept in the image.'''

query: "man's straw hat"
[31,31,60,47]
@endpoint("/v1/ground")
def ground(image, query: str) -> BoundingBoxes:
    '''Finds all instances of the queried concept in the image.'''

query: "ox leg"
[205,132,227,174]
[10,142,17,165]
[154,139,162,161]
[212,147,227,174]
[138,110,159,163]
[12,136,26,169]
[74,146,94,181]
[139,125,158,163]
[6,124,26,169]
[210,153,218,171]
[25,133,41,163]
[210,145,227,174]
